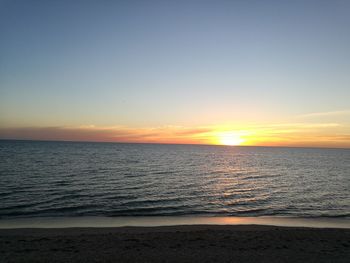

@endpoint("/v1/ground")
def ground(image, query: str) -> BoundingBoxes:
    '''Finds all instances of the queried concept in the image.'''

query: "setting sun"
[217,132,245,146]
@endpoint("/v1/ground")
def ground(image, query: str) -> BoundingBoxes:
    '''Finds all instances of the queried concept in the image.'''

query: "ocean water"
[0,140,349,219]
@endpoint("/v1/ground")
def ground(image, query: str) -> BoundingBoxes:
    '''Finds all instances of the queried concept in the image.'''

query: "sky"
[1,0,350,147]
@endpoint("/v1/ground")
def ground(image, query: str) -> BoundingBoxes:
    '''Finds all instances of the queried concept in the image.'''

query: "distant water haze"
[0,140,349,219]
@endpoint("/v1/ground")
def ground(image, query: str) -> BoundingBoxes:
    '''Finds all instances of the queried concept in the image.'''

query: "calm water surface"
[0,140,349,218]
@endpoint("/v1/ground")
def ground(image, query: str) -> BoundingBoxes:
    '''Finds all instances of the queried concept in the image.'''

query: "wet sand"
[1,225,349,263]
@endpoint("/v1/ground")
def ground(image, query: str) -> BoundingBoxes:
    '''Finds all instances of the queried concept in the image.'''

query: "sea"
[0,140,349,220]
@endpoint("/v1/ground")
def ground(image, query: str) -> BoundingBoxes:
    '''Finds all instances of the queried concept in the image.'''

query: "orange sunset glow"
[1,1,349,149]
[215,132,246,146]
[1,2,350,262]
[1,120,349,148]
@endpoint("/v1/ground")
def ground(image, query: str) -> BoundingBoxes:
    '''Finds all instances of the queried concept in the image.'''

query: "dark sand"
[1,225,349,263]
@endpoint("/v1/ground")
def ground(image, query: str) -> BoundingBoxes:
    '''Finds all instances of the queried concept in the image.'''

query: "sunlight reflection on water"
[0,141,349,218]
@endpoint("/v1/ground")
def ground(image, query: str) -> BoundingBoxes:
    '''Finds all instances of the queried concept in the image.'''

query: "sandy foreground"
[0,225,349,263]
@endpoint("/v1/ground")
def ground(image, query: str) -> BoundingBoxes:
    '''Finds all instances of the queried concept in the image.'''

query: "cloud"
[0,126,127,142]
[297,110,350,119]
[173,128,212,136]
[0,126,212,144]
[0,122,349,148]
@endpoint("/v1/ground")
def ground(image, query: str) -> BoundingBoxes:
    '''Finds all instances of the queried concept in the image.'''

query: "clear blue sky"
[0,0,350,146]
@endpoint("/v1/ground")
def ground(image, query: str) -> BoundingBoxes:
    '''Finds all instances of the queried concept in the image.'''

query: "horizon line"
[1,138,349,150]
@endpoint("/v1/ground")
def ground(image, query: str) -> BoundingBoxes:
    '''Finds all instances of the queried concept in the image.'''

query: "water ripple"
[0,141,349,218]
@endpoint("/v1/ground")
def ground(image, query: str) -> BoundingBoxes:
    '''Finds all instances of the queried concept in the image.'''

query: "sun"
[217,132,245,146]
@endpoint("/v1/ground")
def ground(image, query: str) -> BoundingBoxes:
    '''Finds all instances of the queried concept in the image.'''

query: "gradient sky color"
[1,0,350,147]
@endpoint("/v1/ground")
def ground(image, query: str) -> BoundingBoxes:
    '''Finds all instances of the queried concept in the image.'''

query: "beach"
[2,0,350,262]
[1,224,349,263]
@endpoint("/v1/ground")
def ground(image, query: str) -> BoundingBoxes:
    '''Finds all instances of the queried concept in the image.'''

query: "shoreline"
[0,216,349,229]
[1,217,349,262]
[1,224,349,262]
